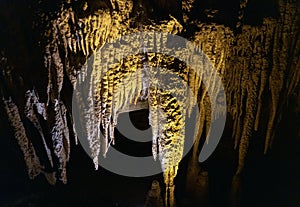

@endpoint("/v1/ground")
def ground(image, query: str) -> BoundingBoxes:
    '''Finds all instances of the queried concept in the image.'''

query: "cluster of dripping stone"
[1,0,299,206]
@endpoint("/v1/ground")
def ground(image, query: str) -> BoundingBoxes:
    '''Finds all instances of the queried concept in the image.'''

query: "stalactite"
[191,24,233,147]
[30,1,299,198]
[88,74,101,167]
[182,0,195,23]
[204,96,212,143]
[2,1,299,206]
[3,97,44,179]
[61,101,71,161]
[70,23,186,205]
[91,52,104,154]
[186,95,204,193]
[254,69,268,131]
[232,25,252,150]
[264,68,284,153]
[236,71,259,175]
[288,58,300,97]
[182,0,195,13]
[236,0,248,29]
[51,99,68,183]
[234,69,246,149]
[74,62,101,169]
[24,90,54,167]
[100,72,108,155]
[156,82,185,207]
[107,67,116,145]
[148,56,160,161]
[263,0,299,153]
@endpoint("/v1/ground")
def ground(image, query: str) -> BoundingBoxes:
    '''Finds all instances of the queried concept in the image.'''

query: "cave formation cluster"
[1,0,299,206]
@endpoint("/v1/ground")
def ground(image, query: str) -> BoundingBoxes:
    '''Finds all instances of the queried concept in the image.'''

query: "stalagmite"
[230,175,242,207]
[145,180,164,207]
[194,171,209,206]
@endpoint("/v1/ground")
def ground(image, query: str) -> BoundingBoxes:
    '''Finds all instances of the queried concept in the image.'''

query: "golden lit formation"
[1,0,299,206]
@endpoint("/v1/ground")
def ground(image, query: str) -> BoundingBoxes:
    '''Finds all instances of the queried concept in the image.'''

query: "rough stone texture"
[0,0,299,206]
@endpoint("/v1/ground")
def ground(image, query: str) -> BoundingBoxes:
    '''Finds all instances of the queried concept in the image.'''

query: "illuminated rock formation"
[0,0,299,206]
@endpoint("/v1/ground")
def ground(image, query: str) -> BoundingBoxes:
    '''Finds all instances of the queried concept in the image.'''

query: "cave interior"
[0,0,299,207]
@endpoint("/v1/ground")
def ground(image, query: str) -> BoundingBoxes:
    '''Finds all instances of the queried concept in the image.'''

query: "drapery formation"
[1,0,299,206]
